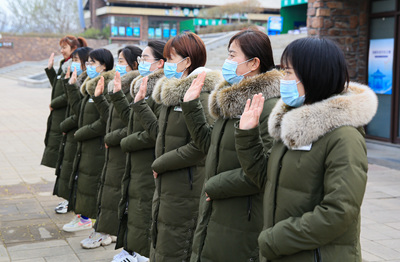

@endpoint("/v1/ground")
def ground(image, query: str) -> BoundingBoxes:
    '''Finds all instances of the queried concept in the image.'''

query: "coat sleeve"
[110,90,130,126]
[74,117,107,141]
[257,129,368,260]
[235,124,269,191]
[50,93,68,109]
[131,99,159,141]
[45,67,57,88]
[60,115,78,133]
[93,94,110,123]
[104,127,127,147]
[205,167,261,199]
[66,83,82,116]
[181,98,213,154]
[151,140,205,174]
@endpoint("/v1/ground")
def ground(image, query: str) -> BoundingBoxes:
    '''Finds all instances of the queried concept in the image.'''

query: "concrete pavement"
[0,75,399,261]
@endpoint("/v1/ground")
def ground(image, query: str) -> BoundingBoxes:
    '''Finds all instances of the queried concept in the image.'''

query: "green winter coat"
[53,71,87,200]
[132,68,223,262]
[235,82,378,262]
[69,70,115,218]
[181,70,282,262]
[93,70,140,236]
[41,59,72,168]
[113,69,164,256]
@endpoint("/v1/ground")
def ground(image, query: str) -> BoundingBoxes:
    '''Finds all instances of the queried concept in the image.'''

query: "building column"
[307,0,369,83]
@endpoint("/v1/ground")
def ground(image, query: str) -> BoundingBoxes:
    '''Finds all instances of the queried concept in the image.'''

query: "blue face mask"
[115,64,128,76]
[164,57,187,79]
[70,62,83,76]
[87,65,102,79]
[139,61,157,77]
[222,58,253,85]
[280,79,305,107]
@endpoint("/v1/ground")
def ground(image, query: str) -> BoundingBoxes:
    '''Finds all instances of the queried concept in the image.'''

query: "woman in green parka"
[181,29,282,262]
[235,38,378,262]
[53,47,92,214]
[110,41,166,262]
[132,33,223,262]
[41,35,87,168]
[79,45,142,249]
[62,48,115,233]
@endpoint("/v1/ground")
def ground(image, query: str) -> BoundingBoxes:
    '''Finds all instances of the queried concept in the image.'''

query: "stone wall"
[307,0,369,83]
[0,36,108,68]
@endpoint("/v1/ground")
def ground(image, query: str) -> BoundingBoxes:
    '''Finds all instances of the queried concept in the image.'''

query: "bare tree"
[0,7,8,32]
[6,0,80,34]
[201,0,262,24]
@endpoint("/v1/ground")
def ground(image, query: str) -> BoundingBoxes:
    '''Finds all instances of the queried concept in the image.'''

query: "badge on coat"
[292,143,312,151]
[174,106,182,112]
[88,98,94,103]
[57,75,61,79]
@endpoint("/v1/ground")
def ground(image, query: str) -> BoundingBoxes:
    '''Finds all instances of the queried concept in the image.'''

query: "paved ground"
[0,71,400,261]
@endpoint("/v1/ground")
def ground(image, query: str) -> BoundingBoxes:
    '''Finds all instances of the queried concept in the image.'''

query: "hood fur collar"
[81,70,115,96]
[152,67,223,106]
[61,59,73,75]
[108,70,140,94]
[268,82,378,149]
[209,69,282,119]
[130,69,164,98]
[76,71,88,87]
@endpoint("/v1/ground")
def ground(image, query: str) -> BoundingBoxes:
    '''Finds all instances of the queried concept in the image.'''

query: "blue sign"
[148,28,155,38]
[156,28,162,38]
[119,26,125,36]
[163,29,170,38]
[111,26,118,36]
[268,16,283,31]
[126,27,133,36]
[368,38,394,94]
[171,29,177,37]
[134,27,140,37]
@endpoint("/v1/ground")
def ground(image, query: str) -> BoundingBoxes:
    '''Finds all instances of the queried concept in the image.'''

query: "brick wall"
[307,0,369,83]
[0,36,108,68]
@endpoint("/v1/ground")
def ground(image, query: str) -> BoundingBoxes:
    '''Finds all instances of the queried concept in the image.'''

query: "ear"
[157,59,165,69]
[184,57,192,69]
[250,57,260,71]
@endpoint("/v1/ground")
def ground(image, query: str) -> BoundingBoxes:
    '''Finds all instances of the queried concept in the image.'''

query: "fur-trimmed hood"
[61,59,73,74]
[107,70,140,94]
[76,71,88,87]
[81,70,115,96]
[268,82,378,149]
[209,69,282,119]
[130,69,164,98]
[152,67,223,106]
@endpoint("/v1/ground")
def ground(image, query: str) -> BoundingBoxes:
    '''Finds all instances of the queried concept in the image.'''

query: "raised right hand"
[65,66,71,79]
[113,71,121,93]
[94,76,104,97]
[68,68,78,85]
[239,93,265,130]
[183,71,206,102]
[134,76,148,103]
[47,53,54,69]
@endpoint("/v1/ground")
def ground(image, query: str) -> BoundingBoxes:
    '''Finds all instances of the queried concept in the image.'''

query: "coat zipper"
[247,196,252,221]
[188,167,193,190]
[314,248,322,262]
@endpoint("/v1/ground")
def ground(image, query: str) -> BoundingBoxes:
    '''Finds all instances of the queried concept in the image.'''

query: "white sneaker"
[133,252,149,262]
[81,231,112,249]
[62,215,92,232]
[55,200,68,214]
[110,235,117,243]
[111,250,137,262]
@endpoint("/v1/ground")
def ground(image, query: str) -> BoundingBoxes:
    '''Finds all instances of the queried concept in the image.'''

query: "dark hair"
[59,35,88,49]
[163,32,206,75]
[148,40,166,61]
[281,37,349,104]
[118,45,142,70]
[89,48,114,71]
[228,28,274,73]
[72,47,93,70]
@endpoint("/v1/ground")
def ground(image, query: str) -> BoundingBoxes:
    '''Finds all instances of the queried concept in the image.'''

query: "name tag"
[292,143,312,151]
[145,96,149,100]
[174,106,182,112]
[88,98,94,103]
[57,75,61,79]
